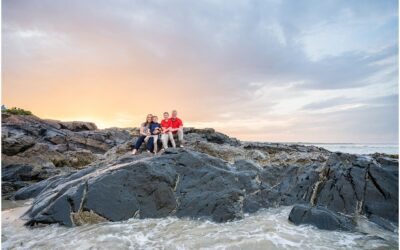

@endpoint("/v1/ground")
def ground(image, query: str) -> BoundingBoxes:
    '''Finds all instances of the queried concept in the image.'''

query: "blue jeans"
[147,137,155,152]
[133,135,147,150]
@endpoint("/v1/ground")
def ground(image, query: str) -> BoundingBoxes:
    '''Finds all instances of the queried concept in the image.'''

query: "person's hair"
[172,110,177,113]
[144,114,153,126]
[153,116,158,119]
[163,112,169,115]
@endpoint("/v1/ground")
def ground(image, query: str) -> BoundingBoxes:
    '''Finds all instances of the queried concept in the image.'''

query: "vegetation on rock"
[2,107,33,115]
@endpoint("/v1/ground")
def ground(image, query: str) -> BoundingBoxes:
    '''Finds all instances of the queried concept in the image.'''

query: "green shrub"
[3,107,33,115]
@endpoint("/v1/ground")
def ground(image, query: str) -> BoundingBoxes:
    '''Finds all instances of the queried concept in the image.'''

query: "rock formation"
[2,114,398,232]
[2,113,132,198]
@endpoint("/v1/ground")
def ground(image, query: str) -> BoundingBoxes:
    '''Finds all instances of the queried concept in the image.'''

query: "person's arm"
[172,120,183,132]
[139,124,148,136]
[139,126,145,136]
[162,121,172,133]
[172,126,182,132]
[179,120,183,130]
[153,127,161,135]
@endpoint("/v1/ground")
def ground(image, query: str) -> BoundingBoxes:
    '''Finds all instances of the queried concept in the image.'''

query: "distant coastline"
[242,140,399,155]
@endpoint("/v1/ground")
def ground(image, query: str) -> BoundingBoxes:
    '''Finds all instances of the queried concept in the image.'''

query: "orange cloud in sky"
[2,0,398,143]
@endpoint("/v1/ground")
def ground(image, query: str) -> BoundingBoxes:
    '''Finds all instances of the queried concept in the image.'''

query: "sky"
[2,0,399,143]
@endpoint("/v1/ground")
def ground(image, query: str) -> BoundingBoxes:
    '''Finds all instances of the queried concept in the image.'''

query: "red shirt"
[161,119,172,128]
[171,117,183,133]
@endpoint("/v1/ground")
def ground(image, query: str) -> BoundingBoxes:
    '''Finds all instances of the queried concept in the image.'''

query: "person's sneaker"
[131,149,137,155]
[146,150,151,153]
[179,145,184,148]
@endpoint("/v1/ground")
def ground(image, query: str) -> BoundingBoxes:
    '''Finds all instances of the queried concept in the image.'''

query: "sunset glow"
[2,0,398,143]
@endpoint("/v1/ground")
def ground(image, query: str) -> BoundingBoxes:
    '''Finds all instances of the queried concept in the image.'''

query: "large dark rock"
[19,149,265,226]
[184,127,241,147]
[1,114,133,198]
[2,164,34,182]
[15,148,398,231]
[311,152,398,229]
[2,135,35,156]
[205,132,241,146]
[2,181,30,199]
[44,119,98,132]
[288,204,356,231]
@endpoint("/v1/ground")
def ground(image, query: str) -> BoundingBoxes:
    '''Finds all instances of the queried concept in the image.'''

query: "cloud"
[302,97,355,110]
[2,0,398,143]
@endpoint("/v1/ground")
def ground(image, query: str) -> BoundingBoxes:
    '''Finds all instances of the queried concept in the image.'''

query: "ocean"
[302,143,399,155]
[2,201,398,250]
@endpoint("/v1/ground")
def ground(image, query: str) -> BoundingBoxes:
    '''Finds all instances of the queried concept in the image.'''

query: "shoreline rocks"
[1,114,131,199]
[288,204,356,231]
[311,152,398,226]
[18,149,260,226]
[1,114,398,233]
[14,148,398,232]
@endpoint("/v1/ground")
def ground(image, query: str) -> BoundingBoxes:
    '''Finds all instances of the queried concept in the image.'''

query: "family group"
[131,110,184,155]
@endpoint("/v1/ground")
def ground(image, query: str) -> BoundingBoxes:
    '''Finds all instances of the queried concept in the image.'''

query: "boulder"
[43,119,98,131]
[2,135,35,156]
[60,121,98,131]
[205,132,241,146]
[15,148,398,230]
[1,114,133,198]
[2,181,29,199]
[2,164,34,182]
[312,152,398,228]
[288,204,356,231]
[19,149,264,226]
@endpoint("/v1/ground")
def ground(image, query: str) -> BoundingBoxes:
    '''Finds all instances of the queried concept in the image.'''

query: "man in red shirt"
[170,110,184,147]
[160,112,176,149]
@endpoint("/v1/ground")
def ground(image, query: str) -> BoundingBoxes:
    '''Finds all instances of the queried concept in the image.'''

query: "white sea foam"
[2,203,398,250]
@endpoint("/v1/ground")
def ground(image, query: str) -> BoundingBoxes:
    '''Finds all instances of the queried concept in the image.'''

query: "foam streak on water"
[2,203,398,250]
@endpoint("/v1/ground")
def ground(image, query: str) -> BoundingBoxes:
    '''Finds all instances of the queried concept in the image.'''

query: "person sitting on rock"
[161,112,176,149]
[131,114,152,155]
[148,115,162,154]
[170,110,184,147]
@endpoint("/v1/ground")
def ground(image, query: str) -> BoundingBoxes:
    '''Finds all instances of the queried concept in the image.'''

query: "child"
[149,116,161,154]
[160,112,176,149]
